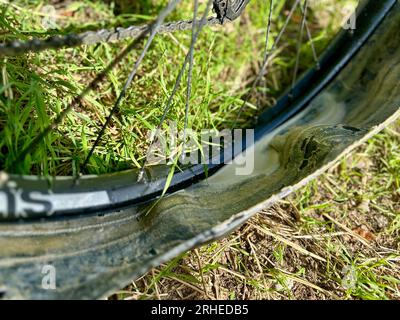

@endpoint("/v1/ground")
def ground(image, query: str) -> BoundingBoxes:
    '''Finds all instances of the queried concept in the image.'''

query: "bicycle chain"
[0,0,250,56]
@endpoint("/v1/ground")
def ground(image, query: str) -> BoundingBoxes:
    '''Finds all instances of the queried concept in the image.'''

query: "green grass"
[0,0,352,175]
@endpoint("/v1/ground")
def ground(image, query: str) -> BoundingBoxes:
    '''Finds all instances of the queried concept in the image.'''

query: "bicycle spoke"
[13,32,149,171]
[181,0,199,163]
[257,0,275,106]
[291,0,309,95]
[138,0,214,181]
[270,0,302,52]
[233,0,301,127]
[80,0,183,175]
[301,4,320,70]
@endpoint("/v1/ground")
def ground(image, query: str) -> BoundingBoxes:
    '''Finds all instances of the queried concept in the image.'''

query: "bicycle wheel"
[0,0,399,299]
